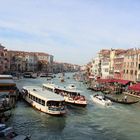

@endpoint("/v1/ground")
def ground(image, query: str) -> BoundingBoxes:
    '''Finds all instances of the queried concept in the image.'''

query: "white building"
[101,58,110,79]
[90,56,100,78]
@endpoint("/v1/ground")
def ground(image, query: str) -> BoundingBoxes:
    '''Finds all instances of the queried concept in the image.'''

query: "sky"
[0,0,140,65]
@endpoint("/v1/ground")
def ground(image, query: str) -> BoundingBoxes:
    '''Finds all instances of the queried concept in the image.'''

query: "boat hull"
[64,97,87,107]
[90,95,112,106]
[66,101,87,107]
[104,95,139,104]
[23,97,66,116]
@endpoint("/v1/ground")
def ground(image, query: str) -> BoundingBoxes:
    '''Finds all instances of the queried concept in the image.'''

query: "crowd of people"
[60,91,86,101]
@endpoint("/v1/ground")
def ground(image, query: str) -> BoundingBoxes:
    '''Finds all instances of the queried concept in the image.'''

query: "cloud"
[0,0,140,64]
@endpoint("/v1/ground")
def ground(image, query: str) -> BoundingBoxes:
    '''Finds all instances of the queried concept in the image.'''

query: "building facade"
[113,50,126,79]
[99,49,110,78]
[123,49,139,82]
[8,51,53,73]
[0,44,10,74]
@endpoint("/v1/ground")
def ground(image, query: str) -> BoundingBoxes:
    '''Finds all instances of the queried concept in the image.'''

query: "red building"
[0,44,10,74]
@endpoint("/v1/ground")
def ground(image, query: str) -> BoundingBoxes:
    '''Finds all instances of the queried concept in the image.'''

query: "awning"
[97,78,130,85]
[128,83,140,91]
[115,79,130,85]
[97,79,114,83]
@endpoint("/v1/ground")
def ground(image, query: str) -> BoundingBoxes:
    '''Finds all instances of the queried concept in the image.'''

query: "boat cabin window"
[0,85,17,91]
[47,101,65,107]
[28,93,45,106]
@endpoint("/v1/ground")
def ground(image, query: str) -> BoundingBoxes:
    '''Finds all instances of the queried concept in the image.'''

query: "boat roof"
[0,75,13,79]
[0,79,16,85]
[43,83,55,89]
[56,86,82,93]
[23,86,64,101]
[43,83,81,93]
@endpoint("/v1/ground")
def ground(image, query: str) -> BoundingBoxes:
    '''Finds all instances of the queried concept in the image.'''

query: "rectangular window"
[42,100,45,106]
[136,62,138,67]
[33,96,35,101]
[135,70,137,75]
[123,70,125,74]
[39,99,41,104]
[35,97,38,102]
[127,70,128,74]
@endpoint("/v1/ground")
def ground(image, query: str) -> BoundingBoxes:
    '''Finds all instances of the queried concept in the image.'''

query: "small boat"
[0,124,6,131]
[0,125,30,140]
[0,106,12,113]
[90,95,112,106]
[104,95,139,104]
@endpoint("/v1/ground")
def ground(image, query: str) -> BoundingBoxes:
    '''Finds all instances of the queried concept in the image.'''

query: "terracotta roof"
[8,50,50,56]
[34,52,49,56]
[125,48,140,56]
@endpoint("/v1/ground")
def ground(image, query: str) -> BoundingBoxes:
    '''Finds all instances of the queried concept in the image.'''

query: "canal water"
[7,73,140,140]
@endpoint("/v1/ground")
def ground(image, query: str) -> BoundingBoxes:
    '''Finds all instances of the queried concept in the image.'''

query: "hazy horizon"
[0,0,140,65]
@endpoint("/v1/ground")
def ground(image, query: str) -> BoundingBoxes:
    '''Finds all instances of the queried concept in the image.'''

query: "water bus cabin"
[42,83,87,107]
[0,79,16,93]
[21,86,66,115]
[0,77,17,102]
[0,75,17,121]
[0,75,13,80]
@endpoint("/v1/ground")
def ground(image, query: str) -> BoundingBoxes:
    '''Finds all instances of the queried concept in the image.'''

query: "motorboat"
[90,94,112,106]
[0,124,30,140]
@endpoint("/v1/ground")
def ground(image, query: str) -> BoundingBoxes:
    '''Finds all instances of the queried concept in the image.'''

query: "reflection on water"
[7,73,140,140]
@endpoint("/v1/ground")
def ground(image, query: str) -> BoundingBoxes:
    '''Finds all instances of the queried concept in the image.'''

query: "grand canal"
[7,73,140,140]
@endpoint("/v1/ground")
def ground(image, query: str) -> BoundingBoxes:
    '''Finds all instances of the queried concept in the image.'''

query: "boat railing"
[74,96,86,101]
